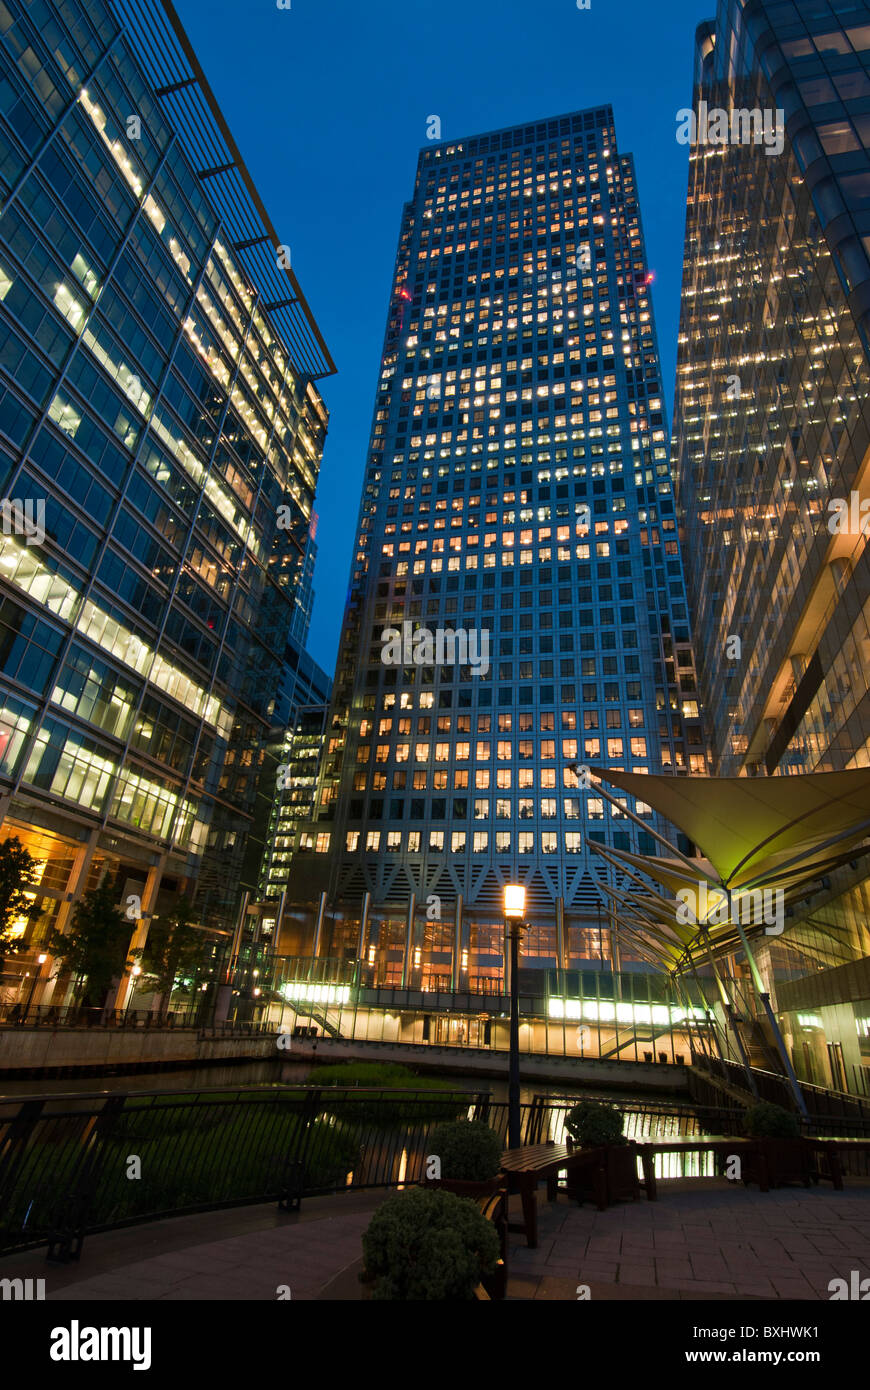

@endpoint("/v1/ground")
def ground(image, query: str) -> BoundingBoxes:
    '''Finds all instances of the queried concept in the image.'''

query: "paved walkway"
[0,1191,389,1302]
[510,1179,870,1300]
[1,1180,868,1300]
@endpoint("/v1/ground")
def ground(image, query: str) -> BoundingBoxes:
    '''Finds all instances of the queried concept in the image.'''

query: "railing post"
[46,1094,126,1263]
[0,1099,45,1241]
[277,1088,322,1214]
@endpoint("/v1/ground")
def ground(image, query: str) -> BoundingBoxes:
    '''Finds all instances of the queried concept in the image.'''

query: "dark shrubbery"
[427,1120,502,1181]
[744,1101,801,1139]
[362,1187,499,1300]
[306,1062,465,1124]
[565,1100,627,1148]
[0,1099,359,1251]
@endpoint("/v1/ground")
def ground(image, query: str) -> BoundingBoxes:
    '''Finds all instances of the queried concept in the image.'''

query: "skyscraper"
[290,107,704,989]
[674,0,870,783]
[671,0,870,1086]
[0,0,333,1005]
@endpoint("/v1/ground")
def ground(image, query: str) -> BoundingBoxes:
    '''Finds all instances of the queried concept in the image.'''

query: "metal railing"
[689,1056,870,1137]
[0,1004,276,1035]
[0,1083,744,1261]
[0,1003,200,1029]
[2,1080,867,1262]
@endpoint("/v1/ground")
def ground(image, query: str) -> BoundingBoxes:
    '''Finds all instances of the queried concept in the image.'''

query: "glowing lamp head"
[504,884,526,920]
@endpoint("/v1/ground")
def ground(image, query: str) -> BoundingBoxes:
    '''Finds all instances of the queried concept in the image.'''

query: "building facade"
[289,107,705,990]
[258,701,330,912]
[0,0,332,1006]
[671,0,870,1090]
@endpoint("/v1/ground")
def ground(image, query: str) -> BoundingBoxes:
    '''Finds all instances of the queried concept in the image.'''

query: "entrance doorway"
[432,1015,476,1047]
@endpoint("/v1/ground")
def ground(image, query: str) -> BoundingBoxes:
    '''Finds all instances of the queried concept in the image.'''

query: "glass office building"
[0,0,333,1005]
[259,701,330,913]
[289,107,705,990]
[671,0,870,1090]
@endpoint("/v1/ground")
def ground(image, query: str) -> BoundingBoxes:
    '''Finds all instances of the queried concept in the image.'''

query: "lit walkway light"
[504,883,526,919]
[503,883,527,1148]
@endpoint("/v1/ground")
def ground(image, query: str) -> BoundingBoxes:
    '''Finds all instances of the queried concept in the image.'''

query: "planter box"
[604,1142,642,1203]
[563,1143,641,1209]
[743,1137,812,1190]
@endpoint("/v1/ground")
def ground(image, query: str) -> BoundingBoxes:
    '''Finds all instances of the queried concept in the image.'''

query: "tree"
[46,879,131,1009]
[0,836,42,976]
[138,897,204,1017]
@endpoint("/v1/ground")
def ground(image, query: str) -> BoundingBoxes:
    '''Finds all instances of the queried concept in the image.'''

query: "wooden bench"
[477,1186,508,1300]
[499,1143,618,1248]
[636,1139,758,1200]
[637,1136,849,1198]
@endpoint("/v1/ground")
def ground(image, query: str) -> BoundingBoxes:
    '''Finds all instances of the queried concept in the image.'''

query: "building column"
[312,891,327,956]
[401,893,417,988]
[357,891,371,963]
[214,891,249,1023]
[609,912,622,978]
[556,897,568,972]
[39,829,100,1007]
[752,940,777,1009]
[112,854,167,1011]
[829,556,851,594]
[451,894,464,991]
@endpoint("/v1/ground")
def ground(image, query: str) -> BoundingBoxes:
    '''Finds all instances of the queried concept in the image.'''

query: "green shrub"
[307,1062,420,1087]
[306,1062,464,1125]
[362,1188,499,1300]
[565,1100,626,1148]
[744,1101,801,1139]
[0,1100,361,1249]
[428,1120,502,1182]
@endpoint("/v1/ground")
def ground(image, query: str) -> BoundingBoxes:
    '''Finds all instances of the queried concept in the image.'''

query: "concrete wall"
[0,1027,276,1073]
[289,1034,689,1092]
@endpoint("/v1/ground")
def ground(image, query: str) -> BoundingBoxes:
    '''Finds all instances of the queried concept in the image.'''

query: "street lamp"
[22,953,47,1022]
[127,963,141,1018]
[503,882,526,1149]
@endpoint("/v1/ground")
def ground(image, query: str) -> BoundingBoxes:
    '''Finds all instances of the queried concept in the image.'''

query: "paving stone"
[616,1264,658,1285]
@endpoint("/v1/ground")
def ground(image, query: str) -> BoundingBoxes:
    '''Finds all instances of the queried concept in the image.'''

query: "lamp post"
[127,963,141,1019]
[22,953,47,1022]
[504,883,526,1150]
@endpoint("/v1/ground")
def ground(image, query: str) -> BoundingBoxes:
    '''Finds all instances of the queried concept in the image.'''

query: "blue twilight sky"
[175,0,713,677]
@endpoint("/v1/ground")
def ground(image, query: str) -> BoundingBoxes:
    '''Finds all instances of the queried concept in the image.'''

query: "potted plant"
[361,1187,500,1300]
[563,1101,640,1208]
[742,1101,810,1189]
[424,1119,503,1196]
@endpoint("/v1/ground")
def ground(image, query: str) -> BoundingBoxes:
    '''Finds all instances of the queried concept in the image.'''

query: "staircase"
[282,1001,344,1038]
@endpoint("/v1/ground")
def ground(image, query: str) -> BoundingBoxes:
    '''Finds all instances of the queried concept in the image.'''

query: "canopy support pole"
[699,929,758,1096]
[585,773,719,884]
[734,922,808,1120]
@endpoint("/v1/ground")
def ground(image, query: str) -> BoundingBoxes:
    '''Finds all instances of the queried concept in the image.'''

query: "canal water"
[0,1054,678,1113]
[0,1058,719,1178]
